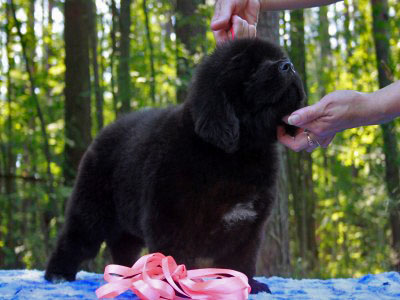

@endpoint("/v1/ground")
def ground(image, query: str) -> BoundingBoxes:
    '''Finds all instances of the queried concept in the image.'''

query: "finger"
[242,0,260,25]
[305,132,320,152]
[306,144,319,153]
[282,115,290,124]
[319,134,335,148]
[213,29,230,44]
[277,127,310,152]
[232,15,246,39]
[211,0,236,31]
[249,24,256,38]
[287,102,325,127]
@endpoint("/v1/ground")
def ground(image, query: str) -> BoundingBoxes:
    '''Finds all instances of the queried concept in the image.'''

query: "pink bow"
[95,252,251,300]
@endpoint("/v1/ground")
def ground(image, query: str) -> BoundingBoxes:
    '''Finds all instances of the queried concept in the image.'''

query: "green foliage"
[0,0,399,278]
[301,0,400,277]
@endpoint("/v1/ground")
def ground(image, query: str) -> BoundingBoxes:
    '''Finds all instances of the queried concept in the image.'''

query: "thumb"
[287,103,323,126]
[211,1,235,31]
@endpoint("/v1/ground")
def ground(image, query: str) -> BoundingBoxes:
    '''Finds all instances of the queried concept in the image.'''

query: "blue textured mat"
[0,270,399,299]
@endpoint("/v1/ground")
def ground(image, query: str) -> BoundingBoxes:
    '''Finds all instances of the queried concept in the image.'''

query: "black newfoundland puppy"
[45,38,305,294]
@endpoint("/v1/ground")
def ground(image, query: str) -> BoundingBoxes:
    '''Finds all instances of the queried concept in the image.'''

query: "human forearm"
[364,80,400,125]
[260,0,342,11]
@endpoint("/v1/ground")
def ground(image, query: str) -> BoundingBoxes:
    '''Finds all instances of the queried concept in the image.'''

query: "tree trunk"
[318,5,334,215]
[318,6,331,97]
[371,0,400,271]
[89,0,104,132]
[99,12,106,122]
[110,0,119,118]
[43,0,54,70]
[175,0,206,103]
[256,11,291,277]
[5,2,16,197]
[257,11,279,42]
[343,0,353,59]
[118,0,132,114]
[42,0,54,109]
[142,0,156,104]
[288,9,318,274]
[64,0,92,183]
[27,0,36,64]
[0,141,4,195]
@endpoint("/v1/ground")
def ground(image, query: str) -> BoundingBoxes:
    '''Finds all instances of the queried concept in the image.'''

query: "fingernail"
[288,115,300,125]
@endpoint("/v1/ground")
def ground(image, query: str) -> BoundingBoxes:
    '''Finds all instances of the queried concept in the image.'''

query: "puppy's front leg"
[249,278,272,294]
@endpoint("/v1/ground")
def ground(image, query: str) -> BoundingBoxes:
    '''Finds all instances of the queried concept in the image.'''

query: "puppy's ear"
[193,93,240,154]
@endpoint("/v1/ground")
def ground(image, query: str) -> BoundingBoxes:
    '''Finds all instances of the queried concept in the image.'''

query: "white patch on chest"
[222,202,257,226]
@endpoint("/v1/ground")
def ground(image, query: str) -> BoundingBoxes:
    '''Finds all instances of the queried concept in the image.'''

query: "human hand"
[278,90,378,152]
[211,0,260,43]
[277,126,335,152]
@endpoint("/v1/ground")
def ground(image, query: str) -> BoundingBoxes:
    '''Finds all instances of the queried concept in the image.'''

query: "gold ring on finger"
[305,130,320,148]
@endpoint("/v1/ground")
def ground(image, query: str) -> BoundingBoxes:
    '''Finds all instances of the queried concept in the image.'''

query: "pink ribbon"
[96,252,251,300]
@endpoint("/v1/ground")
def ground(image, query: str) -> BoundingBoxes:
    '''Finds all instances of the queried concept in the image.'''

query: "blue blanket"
[0,270,399,299]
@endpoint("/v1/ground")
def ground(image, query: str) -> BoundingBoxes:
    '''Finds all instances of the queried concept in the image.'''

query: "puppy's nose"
[279,60,294,73]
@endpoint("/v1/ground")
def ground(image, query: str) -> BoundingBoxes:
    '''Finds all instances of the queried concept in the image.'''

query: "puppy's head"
[189,38,305,153]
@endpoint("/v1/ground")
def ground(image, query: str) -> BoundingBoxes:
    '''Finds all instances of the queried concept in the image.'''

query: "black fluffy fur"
[45,38,305,294]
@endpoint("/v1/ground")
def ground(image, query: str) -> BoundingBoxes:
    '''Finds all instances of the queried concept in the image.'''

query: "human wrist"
[259,0,268,11]
[260,0,285,11]
[260,0,342,11]
[361,90,392,125]
[374,81,400,124]
[363,83,400,125]
[356,91,382,126]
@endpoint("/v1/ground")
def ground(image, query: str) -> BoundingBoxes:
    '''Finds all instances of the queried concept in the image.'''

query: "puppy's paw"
[44,270,76,283]
[249,278,271,294]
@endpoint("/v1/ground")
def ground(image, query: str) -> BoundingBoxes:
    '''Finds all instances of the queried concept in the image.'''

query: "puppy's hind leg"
[45,150,113,282]
[44,214,104,282]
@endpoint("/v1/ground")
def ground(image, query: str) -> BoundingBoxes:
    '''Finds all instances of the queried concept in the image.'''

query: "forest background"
[0,0,399,279]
